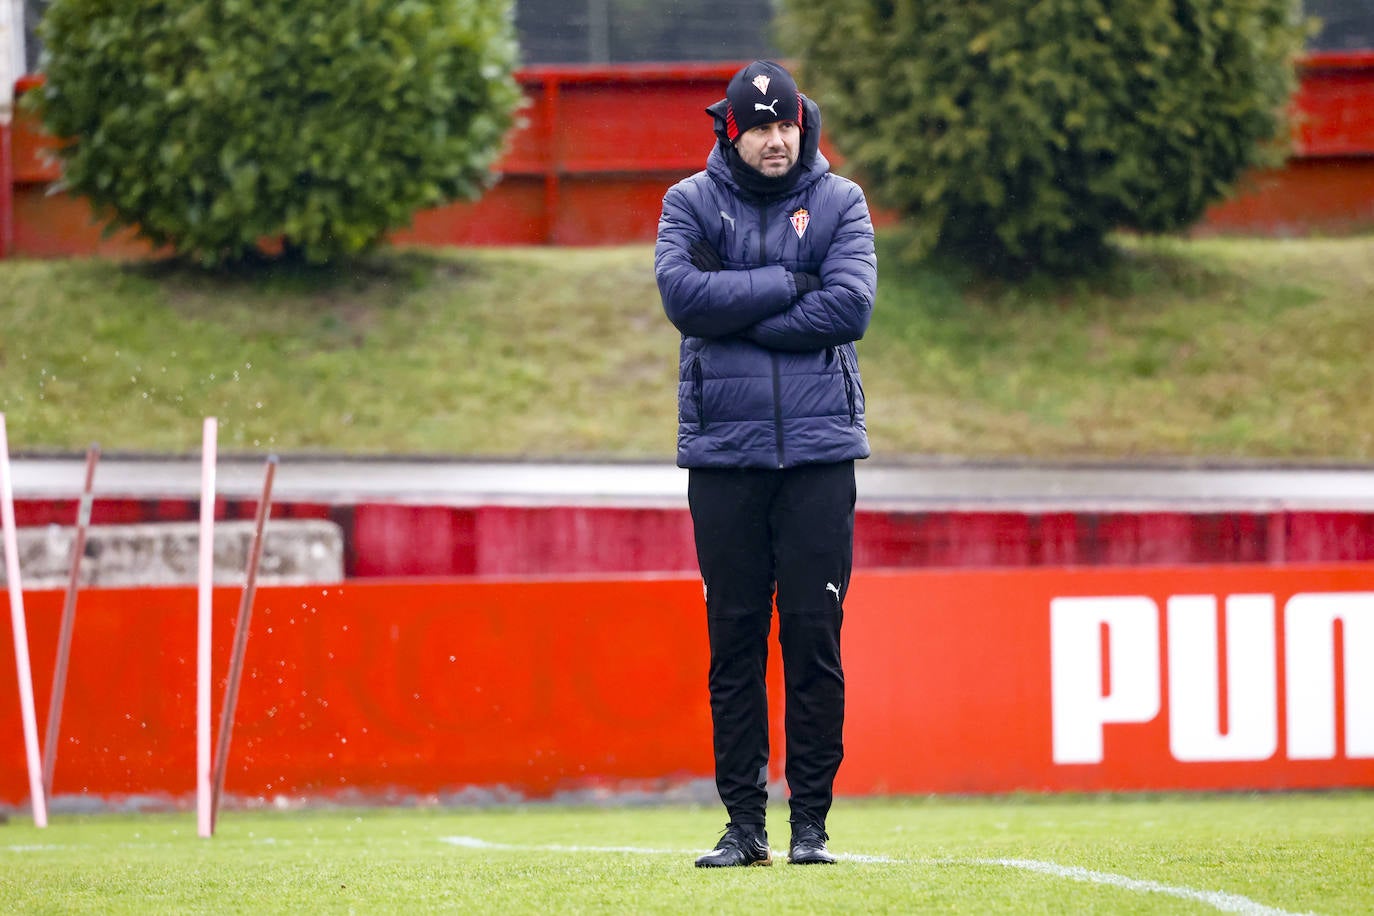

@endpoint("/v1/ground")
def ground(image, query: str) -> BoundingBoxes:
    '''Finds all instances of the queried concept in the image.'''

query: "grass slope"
[2,794,1372,914]
[1,234,1372,460]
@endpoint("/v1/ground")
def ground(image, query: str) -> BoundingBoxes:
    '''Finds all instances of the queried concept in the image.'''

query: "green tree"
[31,0,522,265]
[779,0,1308,275]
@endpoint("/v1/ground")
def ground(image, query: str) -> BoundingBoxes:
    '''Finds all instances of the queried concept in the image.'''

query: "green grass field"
[3,794,1372,914]
[2,234,1373,460]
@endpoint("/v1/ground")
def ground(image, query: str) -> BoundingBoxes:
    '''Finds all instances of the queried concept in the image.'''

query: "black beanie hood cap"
[719,60,803,142]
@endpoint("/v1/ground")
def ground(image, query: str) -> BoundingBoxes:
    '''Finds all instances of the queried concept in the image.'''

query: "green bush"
[31,0,522,265]
[779,0,1307,275]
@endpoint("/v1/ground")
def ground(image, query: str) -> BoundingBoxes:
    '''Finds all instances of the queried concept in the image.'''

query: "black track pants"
[687,460,854,828]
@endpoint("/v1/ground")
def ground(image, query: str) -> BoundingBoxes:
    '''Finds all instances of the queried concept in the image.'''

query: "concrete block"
[0,520,343,588]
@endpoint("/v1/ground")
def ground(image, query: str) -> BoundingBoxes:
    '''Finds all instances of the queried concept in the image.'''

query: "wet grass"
[2,793,1372,914]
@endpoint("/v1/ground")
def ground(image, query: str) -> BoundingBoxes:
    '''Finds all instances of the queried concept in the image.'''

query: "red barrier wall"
[1293,52,1374,156]
[3,564,1372,808]
[16,496,1374,577]
[5,54,1374,258]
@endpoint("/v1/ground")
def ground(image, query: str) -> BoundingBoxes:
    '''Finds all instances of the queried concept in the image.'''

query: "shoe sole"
[695,852,773,868]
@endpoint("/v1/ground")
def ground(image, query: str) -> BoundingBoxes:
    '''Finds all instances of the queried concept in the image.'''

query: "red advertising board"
[2,564,1372,808]
[841,565,1374,796]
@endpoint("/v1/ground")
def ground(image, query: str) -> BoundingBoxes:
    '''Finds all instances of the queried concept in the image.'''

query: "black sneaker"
[694,823,772,868]
[788,822,837,865]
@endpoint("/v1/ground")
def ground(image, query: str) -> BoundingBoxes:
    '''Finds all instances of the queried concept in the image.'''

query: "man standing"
[654,60,877,868]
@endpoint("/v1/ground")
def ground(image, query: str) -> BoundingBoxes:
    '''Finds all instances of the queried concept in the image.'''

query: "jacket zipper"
[759,202,786,468]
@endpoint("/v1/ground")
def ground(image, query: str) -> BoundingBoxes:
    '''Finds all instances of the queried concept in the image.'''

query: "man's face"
[734,120,800,177]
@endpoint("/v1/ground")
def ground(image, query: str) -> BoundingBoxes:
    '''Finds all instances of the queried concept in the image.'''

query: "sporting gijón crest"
[790,208,810,239]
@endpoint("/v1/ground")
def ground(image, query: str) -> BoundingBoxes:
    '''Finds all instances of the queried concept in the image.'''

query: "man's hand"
[791,272,822,296]
[689,238,724,272]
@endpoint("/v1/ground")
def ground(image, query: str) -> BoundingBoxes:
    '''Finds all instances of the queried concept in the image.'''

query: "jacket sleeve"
[655,182,796,340]
[740,183,876,352]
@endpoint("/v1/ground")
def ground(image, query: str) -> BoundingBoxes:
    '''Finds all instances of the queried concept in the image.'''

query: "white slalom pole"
[196,418,217,838]
[0,413,48,827]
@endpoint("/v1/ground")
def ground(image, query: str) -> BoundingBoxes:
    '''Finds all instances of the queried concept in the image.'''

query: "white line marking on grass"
[839,852,898,864]
[442,836,691,855]
[975,858,1314,916]
[441,837,1313,916]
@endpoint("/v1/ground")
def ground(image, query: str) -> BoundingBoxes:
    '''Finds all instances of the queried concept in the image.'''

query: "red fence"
[4,564,1372,807]
[5,54,1374,258]
[1200,51,1374,236]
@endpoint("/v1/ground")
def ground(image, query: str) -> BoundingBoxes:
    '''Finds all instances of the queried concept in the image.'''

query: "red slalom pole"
[210,455,277,833]
[42,444,100,798]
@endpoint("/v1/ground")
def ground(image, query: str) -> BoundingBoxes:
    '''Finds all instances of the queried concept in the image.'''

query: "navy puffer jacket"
[655,95,877,469]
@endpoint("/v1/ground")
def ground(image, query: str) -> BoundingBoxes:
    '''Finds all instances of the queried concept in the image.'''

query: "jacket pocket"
[839,349,858,426]
[691,357,706,430]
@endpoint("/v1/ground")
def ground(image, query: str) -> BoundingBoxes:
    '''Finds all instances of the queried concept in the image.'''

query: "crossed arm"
[654,184,877,351]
